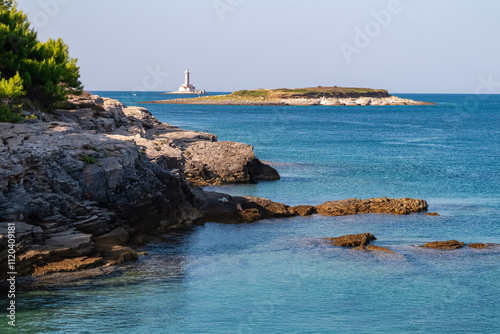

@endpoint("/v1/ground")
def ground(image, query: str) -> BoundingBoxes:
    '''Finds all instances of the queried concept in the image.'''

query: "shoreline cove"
[1,93,443,290]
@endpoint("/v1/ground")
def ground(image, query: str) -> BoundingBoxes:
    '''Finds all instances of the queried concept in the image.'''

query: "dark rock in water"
[327,233,376,247]
[292,205,316,216]
[424,240,464,249]
[367,245,396,253]
[315,197,428,216]
[426,212,440,216]
[468,243,487,249]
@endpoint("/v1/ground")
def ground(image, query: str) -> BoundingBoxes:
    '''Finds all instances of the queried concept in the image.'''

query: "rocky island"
[141,86,436,106]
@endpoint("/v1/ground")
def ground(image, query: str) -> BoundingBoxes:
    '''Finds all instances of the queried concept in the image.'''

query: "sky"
[15,0,500,93]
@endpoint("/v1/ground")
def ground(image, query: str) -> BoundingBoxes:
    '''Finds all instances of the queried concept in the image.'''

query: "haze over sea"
[12,92,500,333]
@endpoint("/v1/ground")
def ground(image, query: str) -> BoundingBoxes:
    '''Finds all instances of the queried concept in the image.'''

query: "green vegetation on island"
[0,0,83,122]
[230,87,390,100]
[140,86,436,106]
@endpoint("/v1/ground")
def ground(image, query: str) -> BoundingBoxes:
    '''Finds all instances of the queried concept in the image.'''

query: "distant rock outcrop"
[315,197,428,216]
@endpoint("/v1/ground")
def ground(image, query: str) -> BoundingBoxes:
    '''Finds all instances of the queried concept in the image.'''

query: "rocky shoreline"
[142,95,435,106]
[0,92,450,290]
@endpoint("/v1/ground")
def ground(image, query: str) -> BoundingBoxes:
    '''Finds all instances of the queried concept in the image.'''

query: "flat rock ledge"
[315,197,428,216]
[194,190,429,224]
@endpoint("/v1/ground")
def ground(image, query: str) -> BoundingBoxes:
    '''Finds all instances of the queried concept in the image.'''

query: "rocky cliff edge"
[0,93,279,279]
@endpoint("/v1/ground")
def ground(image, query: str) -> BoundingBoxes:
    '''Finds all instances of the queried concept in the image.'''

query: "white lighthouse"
[169,69,205,94]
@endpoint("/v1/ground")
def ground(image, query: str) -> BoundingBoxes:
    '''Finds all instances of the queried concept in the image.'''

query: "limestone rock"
[426,212,440,216]
[33,257,104,276]
[183,141,280,186]
[316,197,428,216]
[424,240,464,250]
[366,245,396,253]
[327,233,376,247]
[468,243,487,249]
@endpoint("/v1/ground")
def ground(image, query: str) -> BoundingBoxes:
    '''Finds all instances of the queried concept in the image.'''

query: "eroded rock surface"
[327,233,376,247]
[184,141,279,186]
[424,240,464,250]
[316,197,428,216]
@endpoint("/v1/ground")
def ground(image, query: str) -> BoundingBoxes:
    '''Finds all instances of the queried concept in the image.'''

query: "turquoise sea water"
[3,92,499,333]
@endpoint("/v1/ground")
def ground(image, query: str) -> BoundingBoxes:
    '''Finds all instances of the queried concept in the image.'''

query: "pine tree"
[0,0,83,122]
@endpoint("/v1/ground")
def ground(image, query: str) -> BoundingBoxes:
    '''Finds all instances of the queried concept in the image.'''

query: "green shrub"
[81,155,96,164]
[0,1,83,122]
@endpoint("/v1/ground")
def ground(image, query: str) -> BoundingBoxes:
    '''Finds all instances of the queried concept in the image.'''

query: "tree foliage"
[0,71,24,122]
[0,0,83,121]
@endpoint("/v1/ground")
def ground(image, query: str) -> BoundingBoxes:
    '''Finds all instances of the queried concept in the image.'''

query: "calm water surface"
[3,92,499,333]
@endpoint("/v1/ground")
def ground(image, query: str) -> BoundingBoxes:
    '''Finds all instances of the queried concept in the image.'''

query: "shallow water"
[2,92,499,333]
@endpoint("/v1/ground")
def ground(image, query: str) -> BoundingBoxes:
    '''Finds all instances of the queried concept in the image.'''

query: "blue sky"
[15,0,500,93]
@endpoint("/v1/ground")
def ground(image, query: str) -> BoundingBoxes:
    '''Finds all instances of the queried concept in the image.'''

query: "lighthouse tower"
[179,68,196,92]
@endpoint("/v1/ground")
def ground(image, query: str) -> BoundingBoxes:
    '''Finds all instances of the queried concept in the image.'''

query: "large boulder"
[183,141,280,186]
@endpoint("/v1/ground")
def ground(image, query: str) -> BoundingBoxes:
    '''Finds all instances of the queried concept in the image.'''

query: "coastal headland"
[0,92,476,290]
[141,87,436,106]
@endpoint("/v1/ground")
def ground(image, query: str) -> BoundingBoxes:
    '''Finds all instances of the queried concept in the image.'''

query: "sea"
[3,92,499,333]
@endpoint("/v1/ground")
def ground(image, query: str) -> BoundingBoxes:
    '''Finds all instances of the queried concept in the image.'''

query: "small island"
[142,86,435,106]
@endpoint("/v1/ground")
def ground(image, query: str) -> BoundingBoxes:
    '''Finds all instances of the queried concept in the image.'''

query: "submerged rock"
[424,240,464,250]
[366,245,396,253]
[426,212,440,216]
[468,243,487,249]
[315,197,428,216]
